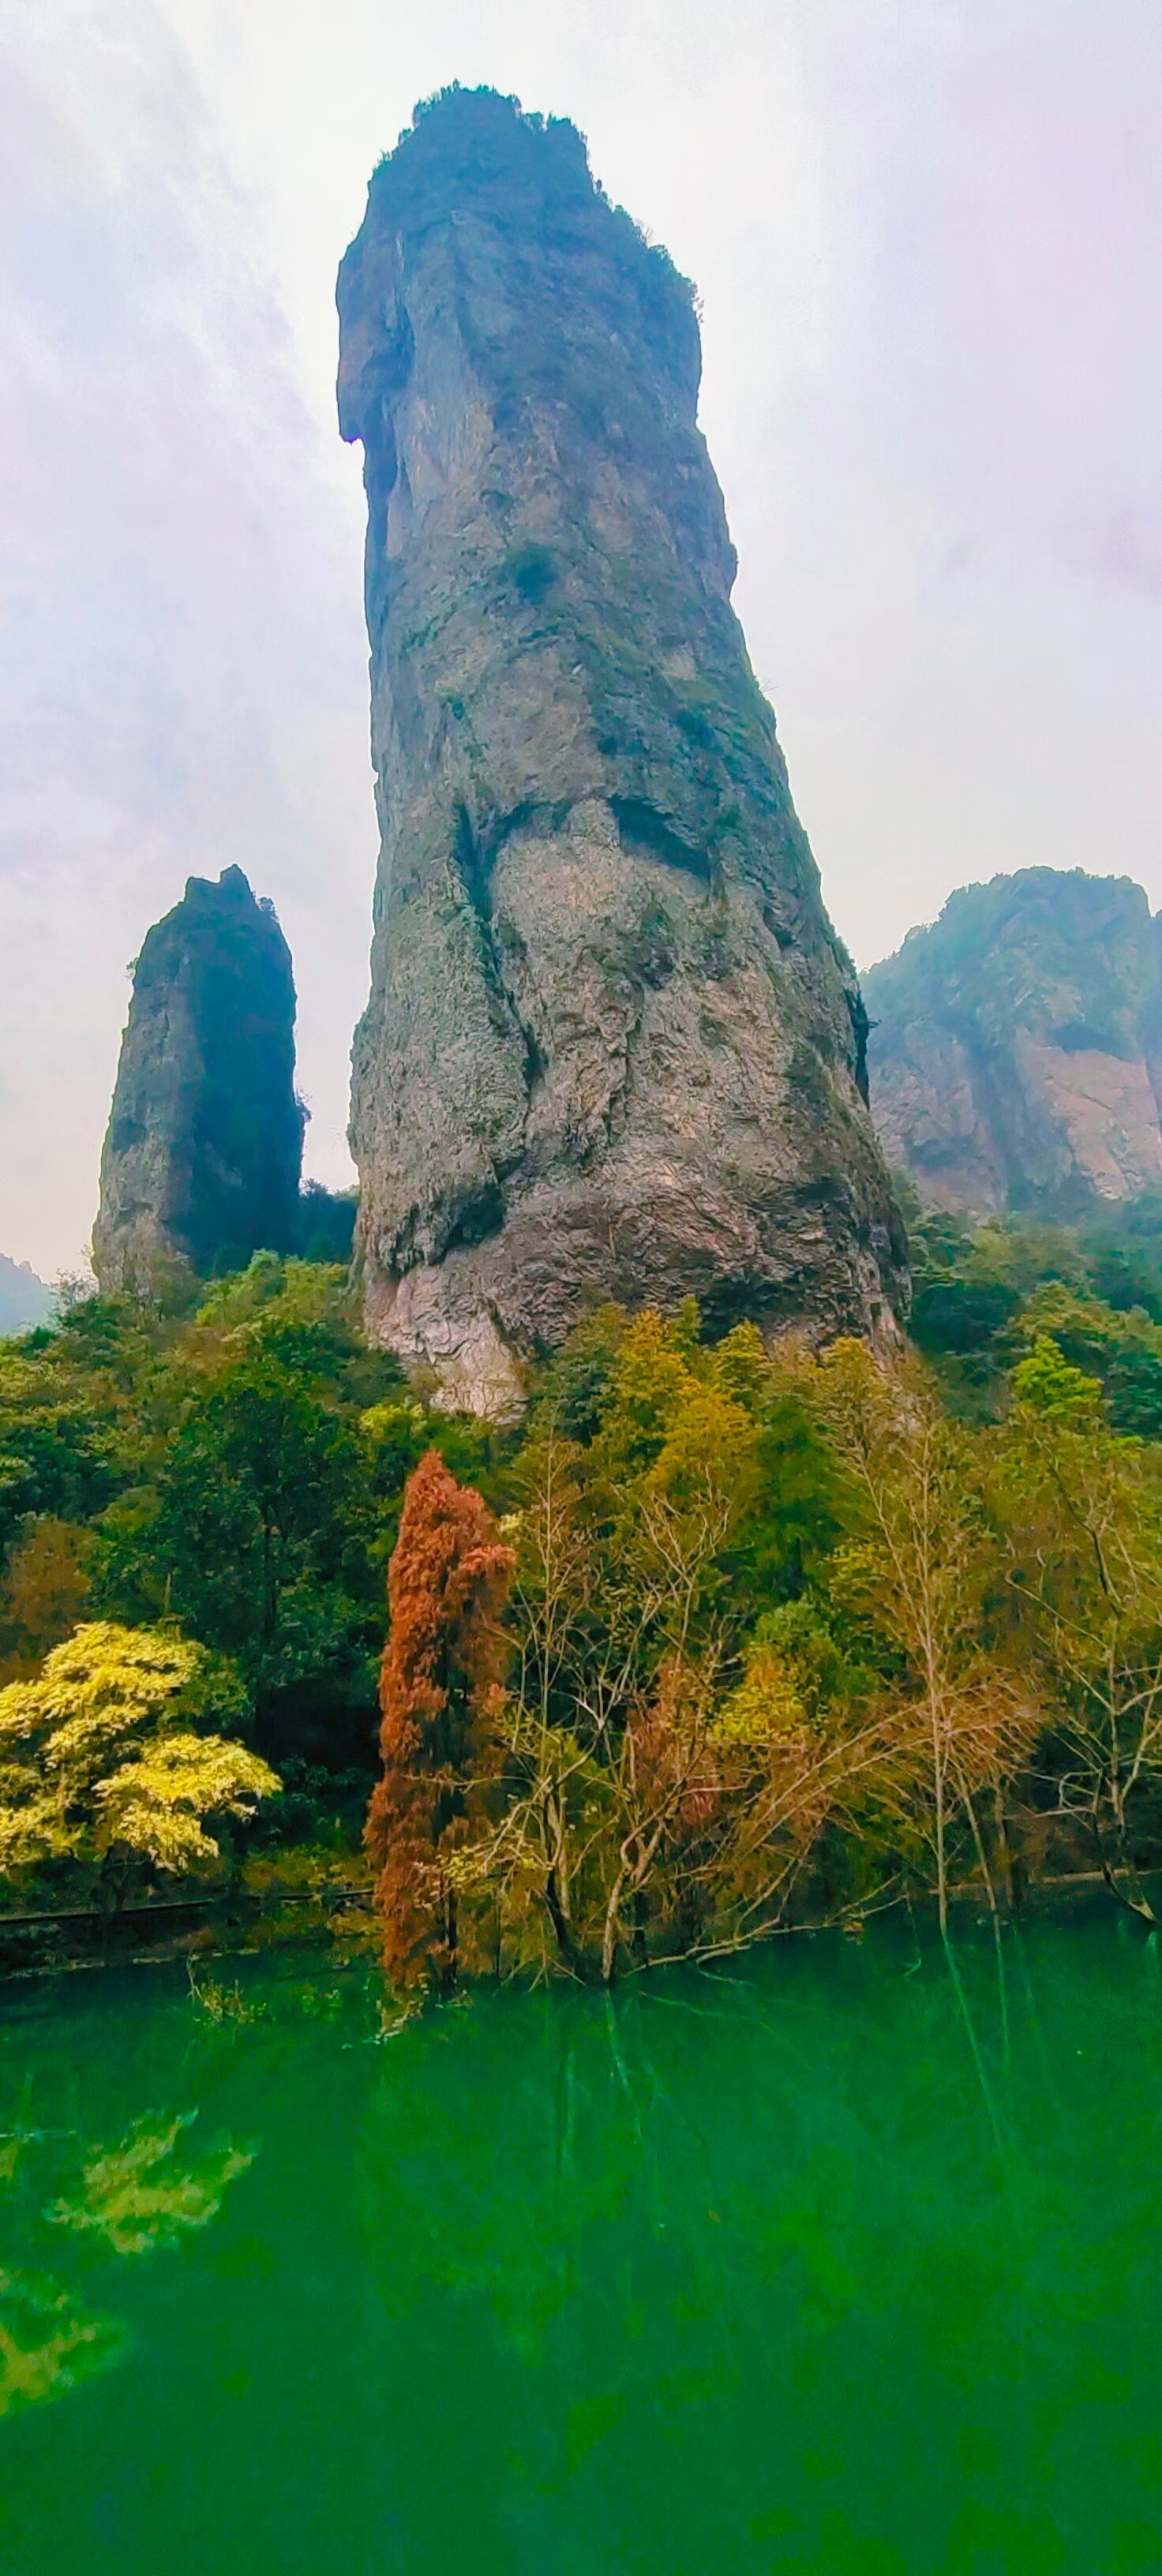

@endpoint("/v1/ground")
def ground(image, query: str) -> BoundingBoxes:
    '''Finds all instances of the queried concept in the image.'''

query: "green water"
[2,1919,1162,2574]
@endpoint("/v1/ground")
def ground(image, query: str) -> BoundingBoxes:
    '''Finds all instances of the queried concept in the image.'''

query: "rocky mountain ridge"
[865,868,1162,1219]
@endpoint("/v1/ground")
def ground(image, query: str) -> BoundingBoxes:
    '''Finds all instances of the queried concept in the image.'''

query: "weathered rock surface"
[92,867,303,1290]
[865,869,1162,1218]
[337,87,906,1415]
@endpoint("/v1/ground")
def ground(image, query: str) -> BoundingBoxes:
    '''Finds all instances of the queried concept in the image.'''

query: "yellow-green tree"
[463,1311,872,1979]
[0,1621,278,1900]
[482,1312,767,1979]
[992,1335,1162,1916]
[788,1337,1036,1930]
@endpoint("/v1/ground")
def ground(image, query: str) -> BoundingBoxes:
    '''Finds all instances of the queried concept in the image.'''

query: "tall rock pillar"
[338,86,906,1415]
[92,866,303,1291]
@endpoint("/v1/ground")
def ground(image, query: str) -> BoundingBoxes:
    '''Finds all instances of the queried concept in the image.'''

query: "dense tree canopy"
[0,1257,505,1777]
[7,1211,1162,1975]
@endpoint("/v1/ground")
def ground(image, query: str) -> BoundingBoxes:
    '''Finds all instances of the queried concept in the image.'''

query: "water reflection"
[358,1998,645,2362]
[0,2116,123,2418]
[6,1931,1162,2570]
[0,2092,257,2419]
[0,2263,123,2420]
[47,2112,255,2258]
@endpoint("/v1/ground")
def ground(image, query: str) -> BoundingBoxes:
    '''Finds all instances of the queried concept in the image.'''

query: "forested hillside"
[6,1210,1162,1977]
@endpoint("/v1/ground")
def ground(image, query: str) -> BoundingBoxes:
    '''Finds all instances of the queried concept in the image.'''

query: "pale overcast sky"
[2,0,1159,1277]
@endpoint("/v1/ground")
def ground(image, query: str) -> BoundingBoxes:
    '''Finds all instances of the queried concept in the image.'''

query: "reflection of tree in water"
[47,2111,255,2257]
[0,2095,257,2417]
[358,2000,645,2362]
[0,2263,123,2419]
[349,1961,1162,2572]
[0,2121,122,2417]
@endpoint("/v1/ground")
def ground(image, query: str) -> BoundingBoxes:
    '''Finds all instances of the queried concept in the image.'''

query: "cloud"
[1069,502,1162,603]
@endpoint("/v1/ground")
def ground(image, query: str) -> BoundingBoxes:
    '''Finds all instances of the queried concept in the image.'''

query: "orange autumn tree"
[366,1449,514,1989]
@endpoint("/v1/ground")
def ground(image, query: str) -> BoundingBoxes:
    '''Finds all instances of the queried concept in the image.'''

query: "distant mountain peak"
[864,867,1162,1219]
[0,1252,54,1333]
[92,867,303,1292]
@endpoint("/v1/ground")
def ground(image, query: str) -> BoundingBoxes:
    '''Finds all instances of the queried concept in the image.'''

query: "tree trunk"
[602,1866,628,1986]
[545,1867,585,1976]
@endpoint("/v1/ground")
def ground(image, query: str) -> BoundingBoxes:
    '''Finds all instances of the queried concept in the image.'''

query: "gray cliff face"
[338,88,906,1415]
[92,867,303,1290]
[865,869,1162,1219]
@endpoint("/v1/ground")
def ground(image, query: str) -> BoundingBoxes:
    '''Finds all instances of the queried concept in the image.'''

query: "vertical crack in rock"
[339,86,908,1416]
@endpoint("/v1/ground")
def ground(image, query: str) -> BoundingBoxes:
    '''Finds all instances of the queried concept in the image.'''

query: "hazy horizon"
[2,0,1159,1278]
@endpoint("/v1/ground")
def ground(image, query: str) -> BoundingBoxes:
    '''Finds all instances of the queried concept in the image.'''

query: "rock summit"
[338,87,905,1413]
[92,867,302,1290]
